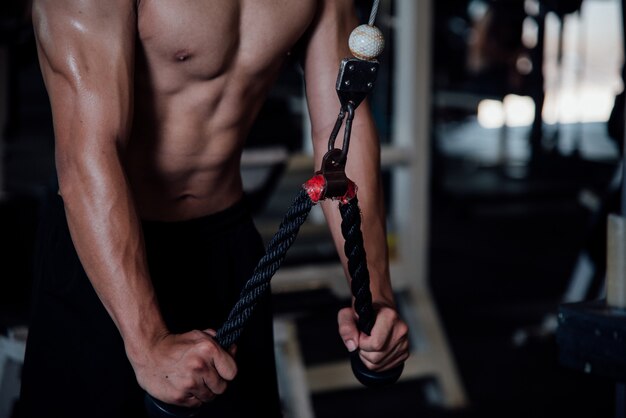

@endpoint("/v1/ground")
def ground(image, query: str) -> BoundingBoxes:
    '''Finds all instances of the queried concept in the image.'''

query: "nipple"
[174,50,192,62]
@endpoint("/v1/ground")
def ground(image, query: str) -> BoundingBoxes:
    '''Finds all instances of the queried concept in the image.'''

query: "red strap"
[303,174,357,205]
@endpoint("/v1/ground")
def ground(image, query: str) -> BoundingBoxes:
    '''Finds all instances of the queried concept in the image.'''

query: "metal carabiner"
[315,56,379,200]
[326,101,356,164]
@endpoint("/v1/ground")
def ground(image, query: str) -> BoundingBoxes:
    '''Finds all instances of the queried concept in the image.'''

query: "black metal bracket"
[335,57,380,109]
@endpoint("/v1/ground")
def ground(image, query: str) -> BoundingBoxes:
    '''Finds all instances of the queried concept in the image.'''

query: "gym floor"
[1,2,625,417]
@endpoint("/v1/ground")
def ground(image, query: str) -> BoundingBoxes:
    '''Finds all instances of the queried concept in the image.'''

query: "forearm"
[58,145,167,358]
[56,138,240,406]
[314,102,395,308]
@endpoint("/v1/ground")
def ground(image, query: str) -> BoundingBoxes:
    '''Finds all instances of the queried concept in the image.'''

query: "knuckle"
[190,330,207,340]
[338,323,353,337]
[212,380,228,395]
[337,309,354,325]
[188,357,205,371]
[203,374,220,392]
[187,398,202,408]
[364,352,383,365]
[370,337,385,351]
[199,341,217,355]
[397,321,409,337]
[385,308,399,320]
[182,378,196,392]
[196,387,214,403]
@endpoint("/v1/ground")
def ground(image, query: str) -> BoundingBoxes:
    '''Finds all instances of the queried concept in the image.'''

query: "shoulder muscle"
[33,0,136,88]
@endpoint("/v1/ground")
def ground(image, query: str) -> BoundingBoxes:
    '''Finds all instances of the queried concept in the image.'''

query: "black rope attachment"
[145,189,313,418]
[215,188,313,347]
[339,197,375,334]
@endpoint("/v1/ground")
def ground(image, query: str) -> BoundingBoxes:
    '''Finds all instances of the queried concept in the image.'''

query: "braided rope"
[146,186,376,417]
[146,189,314,418]
[215,188,374,346]
[339,196,375,334]
[215,188,313,348]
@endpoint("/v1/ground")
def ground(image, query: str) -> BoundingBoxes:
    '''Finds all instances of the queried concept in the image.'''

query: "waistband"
[50,193,253,237]
[140,196,253,236]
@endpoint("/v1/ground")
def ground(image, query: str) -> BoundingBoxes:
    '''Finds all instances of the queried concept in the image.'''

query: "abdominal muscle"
[123,0,316,221]
[125,72,275,222]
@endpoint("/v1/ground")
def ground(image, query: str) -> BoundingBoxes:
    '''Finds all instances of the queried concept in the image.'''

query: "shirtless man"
[19,1,409,417]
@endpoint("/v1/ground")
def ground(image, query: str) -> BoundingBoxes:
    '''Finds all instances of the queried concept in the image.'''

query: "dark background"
[1,0,626,417]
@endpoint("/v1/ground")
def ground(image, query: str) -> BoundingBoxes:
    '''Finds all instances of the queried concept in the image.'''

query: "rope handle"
[145,189,314,418]
[145,185,403,418]
[339,197,404,387]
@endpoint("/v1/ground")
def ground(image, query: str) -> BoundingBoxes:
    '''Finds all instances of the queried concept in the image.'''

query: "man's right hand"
[130,329,238,408]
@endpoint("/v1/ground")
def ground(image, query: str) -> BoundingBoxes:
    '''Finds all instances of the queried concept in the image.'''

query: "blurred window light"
[522,16,538,49]
[472,0,622,132]
[477,99,505,128]
[516,55,533,75]
[524,0,541,17]
[541,0,622,125]
[543,86,616,124]
[479,88,612,129]
[467,0,489,22]
[504,95,535,126]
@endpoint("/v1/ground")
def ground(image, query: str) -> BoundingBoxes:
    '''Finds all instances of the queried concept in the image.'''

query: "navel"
[175,193,196,201]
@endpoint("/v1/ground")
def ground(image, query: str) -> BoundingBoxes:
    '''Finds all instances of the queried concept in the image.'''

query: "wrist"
[119,304,169,364]
[368,272,395,309]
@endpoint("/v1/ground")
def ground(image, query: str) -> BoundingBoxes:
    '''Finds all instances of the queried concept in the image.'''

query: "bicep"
[33,0,136,148]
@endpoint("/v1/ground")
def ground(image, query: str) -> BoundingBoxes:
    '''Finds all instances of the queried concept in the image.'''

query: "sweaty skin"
[32,0,409,408]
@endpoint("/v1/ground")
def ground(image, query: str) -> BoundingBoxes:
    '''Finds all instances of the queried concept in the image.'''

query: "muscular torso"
[126,0,316,220]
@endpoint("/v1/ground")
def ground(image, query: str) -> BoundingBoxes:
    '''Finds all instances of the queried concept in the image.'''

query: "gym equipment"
[556,214,626,417]
[556,87,626,417]
[0,327,27,418]
[144,2,404,416]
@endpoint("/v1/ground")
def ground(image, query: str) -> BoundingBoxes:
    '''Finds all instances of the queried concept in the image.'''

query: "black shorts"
[19,192,283,418]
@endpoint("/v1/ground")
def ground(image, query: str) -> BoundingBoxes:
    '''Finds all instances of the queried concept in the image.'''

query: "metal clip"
[314,57,380,199]
[327,101,356,164]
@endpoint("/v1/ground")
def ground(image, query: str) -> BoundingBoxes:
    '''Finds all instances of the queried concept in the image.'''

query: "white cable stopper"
[348,24,385,61]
